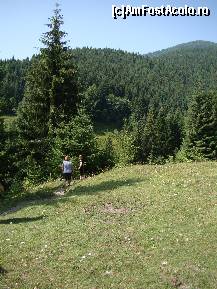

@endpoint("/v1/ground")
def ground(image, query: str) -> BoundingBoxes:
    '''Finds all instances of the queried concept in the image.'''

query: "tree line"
[1,5,217,195]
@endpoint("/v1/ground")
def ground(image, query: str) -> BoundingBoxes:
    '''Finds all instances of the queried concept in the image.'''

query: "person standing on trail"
[78,154,84,180]
[62,155,73,188]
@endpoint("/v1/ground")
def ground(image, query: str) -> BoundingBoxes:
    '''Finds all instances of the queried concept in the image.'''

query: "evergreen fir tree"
[184,91,217,159]
[142,107,156,162]
[154,108,171,159]
[17,3,78,139]
[166,111,183,155]
[16,3,79,182]
[40,3,78,129]
[17,56,50,141]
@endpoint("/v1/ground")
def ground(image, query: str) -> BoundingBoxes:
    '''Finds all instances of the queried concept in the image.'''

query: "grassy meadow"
[0,162,217,288]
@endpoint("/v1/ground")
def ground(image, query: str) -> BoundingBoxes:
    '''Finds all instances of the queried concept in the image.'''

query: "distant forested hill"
[147,40,217,57]
[1,40,217,124]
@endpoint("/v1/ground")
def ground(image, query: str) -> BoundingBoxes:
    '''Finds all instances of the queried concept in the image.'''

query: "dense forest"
[0,5,217,194]
[1,41,217,120]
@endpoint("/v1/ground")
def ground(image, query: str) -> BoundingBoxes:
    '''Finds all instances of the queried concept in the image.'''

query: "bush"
[115,130,137,165]
[95,135,115,171]
[175,146,207,163]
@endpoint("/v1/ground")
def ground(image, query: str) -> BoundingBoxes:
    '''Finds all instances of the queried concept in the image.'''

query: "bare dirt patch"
[101,203,129,214]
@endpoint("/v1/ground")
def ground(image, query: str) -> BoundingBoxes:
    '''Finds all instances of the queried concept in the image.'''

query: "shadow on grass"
[21,184,61,201]
[0,215,45,224]
[68,177,143,197]
[0,183,62,215]
[0,177,144,215]
[0,266,8,275]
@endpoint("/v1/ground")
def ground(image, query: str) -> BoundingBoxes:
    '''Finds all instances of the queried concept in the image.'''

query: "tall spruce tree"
[17,3,78,138]
[184,91,217,159]
[16,3,78,182]
[40,3,78,129]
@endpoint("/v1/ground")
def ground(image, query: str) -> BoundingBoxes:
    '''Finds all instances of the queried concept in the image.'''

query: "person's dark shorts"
[63,173,72,181]
[79,166,84,175]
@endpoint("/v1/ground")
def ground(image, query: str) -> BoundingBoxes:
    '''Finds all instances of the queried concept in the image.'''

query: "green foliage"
[73,42,217,125]
[51,112,96,177]
[80,83,130,126]
[0,58,30,115]
[95,135,116,171]
[80,84,99,119]
[175,145,206,163]
[141,107,157,162]
[0,117,25,189]
[2,40,217,123]
[40,5,79,128]
[15,5,79,186]
[17,6,78,139]
[115,129,137,165]
[3,39,217,188]
[0,118,6,185]
[183,91,217,160]
[17,56,50,140]
[125,106,183,164]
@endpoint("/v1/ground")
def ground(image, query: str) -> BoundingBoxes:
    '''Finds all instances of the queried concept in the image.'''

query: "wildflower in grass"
[104,270,112,275]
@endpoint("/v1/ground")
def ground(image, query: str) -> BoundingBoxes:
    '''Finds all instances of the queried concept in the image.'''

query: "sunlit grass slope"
[1,162,217,289]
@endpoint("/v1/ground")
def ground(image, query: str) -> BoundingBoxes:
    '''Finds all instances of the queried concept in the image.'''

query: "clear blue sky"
[0,0,216,59]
